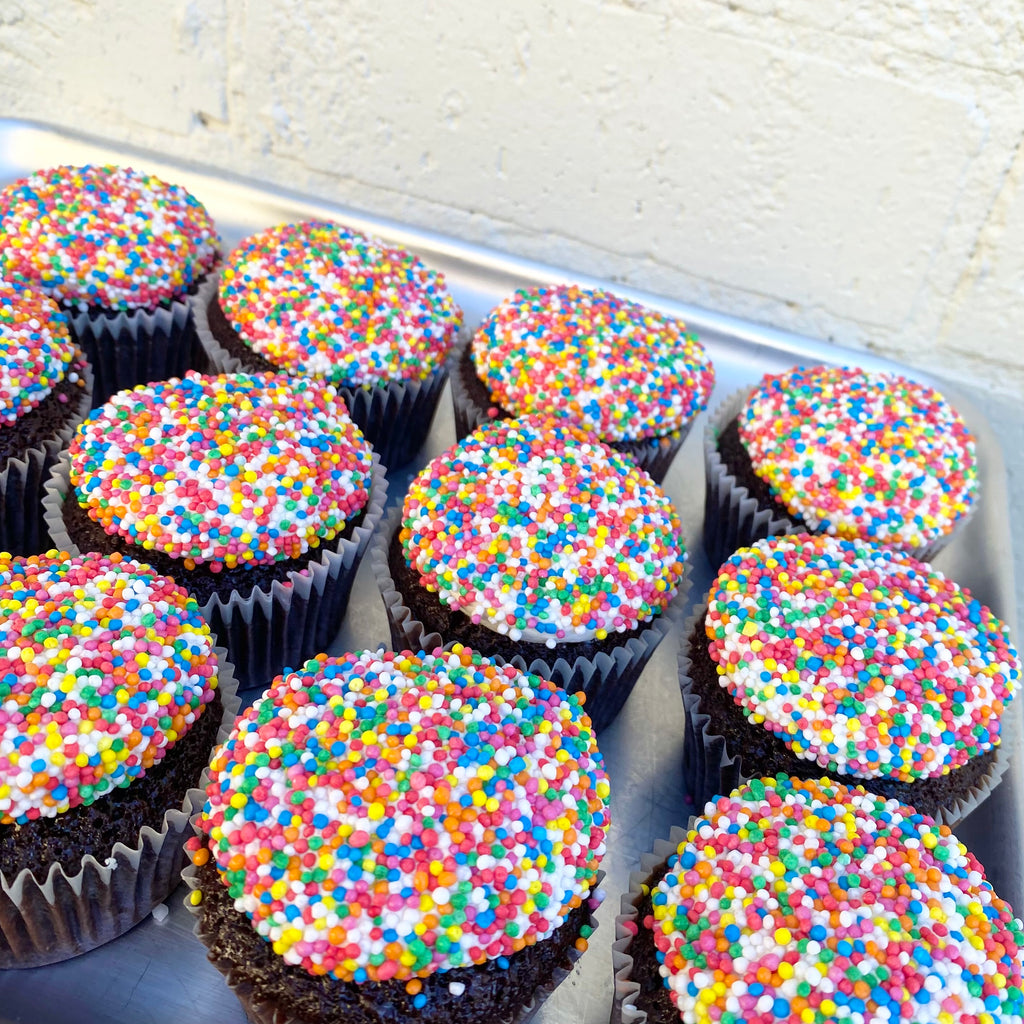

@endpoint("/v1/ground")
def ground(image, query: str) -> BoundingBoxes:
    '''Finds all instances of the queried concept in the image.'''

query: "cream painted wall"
[0,0,1022,396]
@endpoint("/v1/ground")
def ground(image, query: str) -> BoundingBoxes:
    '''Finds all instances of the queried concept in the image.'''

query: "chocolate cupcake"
[193,220,462,468]
[679,533,1020,825]
[371,415,690,732]
[43,372,387,689]
[183,646,608,1024]
[703,365,978,567]
[0,550,238,967]
[450,284,715,482]
[0,164,220,406]
[612,775,1024,1024]
[0,282,91,554]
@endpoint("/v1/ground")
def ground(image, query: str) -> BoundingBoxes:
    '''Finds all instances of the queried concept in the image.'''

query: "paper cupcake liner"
[703,386,978,568]
[449,338,690,483]
[182,848,604,1024]
[0,359,94,556]
[369,505,691,733]
[448,336,499,442]
[611,824,691,1024]
[183,275,221,375]
[0,647,240,968]
[614,428,689,485]
[42,452,389,691]
[67,286,208,409]
[339,366,448,470]
[677,604,1014,828]
[194,274,448,469]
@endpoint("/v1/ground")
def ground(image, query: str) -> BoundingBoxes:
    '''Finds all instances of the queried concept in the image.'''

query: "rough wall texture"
[0,0,1022,396]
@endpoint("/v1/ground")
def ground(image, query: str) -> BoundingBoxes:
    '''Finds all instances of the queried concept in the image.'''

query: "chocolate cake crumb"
[715,416,808,528]
[194,857,594,1024]
[205,295,277,374]
[623,863,678,1024]
[0,357,88,470]
[0,690,223,882]
[60,490,364,606]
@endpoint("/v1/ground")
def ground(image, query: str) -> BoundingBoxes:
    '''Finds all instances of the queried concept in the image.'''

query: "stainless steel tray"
[0,119,1019,1024]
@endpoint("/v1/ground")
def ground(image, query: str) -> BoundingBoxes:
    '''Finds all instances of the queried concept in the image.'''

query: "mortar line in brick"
[939,124,1024,340]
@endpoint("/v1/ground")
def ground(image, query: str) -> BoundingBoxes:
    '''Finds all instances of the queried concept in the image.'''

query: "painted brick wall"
[1,0,1022,395]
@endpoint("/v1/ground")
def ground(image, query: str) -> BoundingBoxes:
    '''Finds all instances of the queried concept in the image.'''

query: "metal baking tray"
[0,119,1019,1024]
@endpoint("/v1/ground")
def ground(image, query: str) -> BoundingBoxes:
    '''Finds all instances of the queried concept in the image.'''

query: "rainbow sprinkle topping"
[195,647,608,981]
[69,372,373,570]
[0,551,218,825]
[0,164,220,311]
[706,534,1020,782]
[738,366,977,551]
[650,776,1024,1024]
[470,284,714,441]
[0,282,79,426]
[218,220,463,385]
[401,415,686,645]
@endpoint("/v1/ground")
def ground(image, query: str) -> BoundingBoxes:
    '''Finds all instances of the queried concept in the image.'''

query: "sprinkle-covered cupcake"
[679,533,1020,824]
[0,164,221,406]
[184,647,608,1024]
[451,284,715,482]
[43,372,387,689]
[0,550,237,967]
[194,220,463,468]
[703,365,978,566]
[612,775,1024,1024]
[371,414,689,731]
[0,282,91,554]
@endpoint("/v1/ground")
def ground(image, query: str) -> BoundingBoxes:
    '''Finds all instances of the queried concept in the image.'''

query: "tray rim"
[0,118,992,379]
[0,114,1019,1024]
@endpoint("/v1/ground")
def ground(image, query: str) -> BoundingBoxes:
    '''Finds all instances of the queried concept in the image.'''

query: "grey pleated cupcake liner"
[182,835,604,1024]
[67,284,209,409]
[448,337,692,484]
[194,273,449,469]
[0,359,93,556]
[42,452,389,691]
[340,365,448,470]
[448,336,500,442]
[0,445,54,556]
[703,386,976,568]
[369,505,691,733]
[0,647,240,968]
[611,824,690,1024]
[677,603,1014,828]
[619,430,690,485]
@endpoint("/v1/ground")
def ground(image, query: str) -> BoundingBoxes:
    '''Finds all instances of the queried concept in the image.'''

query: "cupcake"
[0,164,221,407]
[450,284,715,482]
[194,220,463,468]
[703,365,978,566]
[612,775,1024,1024]
[679,533,1020,825]
[0,282,91,555]
[184,646,608,1024]
[371,414,690,732]
[42,372,387,689]
[0,550,237,967]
